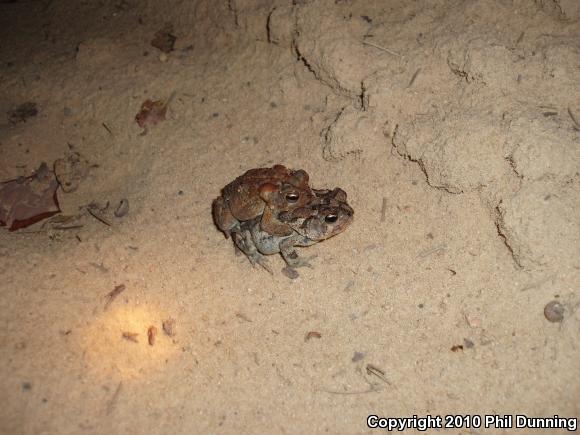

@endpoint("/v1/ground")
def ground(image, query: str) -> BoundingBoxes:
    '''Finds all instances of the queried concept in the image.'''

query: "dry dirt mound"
[0,0,578,434]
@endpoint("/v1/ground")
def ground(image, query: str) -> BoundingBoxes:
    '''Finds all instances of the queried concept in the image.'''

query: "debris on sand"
[366,364,390,385]
[0,162,61,231]
[53,149,90,193]
[122,332,139,343]
[281,266,299,279]
[162,318,176,336]
[86,201,112,226]
[304,331,321,341]
[544,300,564,323]
[114,199,129,218]
[7,102,38,124]
[147,326,157,345]
[151,24,176,53]
[135,92,176,134]
[104,284,126,310]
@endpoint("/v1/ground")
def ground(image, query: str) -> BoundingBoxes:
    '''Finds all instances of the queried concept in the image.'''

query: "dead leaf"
[151,24,176,53]
[135,92,175,132]
[0,163,61,231]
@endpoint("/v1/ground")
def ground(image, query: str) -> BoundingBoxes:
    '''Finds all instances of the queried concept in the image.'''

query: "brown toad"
[234,188,354,272]
[212,165,314,238]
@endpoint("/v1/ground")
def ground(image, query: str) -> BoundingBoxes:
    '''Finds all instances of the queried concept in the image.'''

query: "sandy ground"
[0,0,579,434]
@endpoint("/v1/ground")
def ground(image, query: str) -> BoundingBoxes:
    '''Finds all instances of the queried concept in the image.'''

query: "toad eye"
[285,192,300,203]
[324,214,338,223]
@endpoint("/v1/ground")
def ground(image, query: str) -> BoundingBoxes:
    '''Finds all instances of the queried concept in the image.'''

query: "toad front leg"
[278,235,318,269]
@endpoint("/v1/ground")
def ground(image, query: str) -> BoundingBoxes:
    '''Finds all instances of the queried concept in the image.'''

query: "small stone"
[114,199,129,217]
[281,266,299,279]
[148,326,157,345]
[544,301,564,323]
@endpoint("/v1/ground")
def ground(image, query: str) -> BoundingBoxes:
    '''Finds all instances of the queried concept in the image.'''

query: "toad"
[234,188,354,272]
[212,165,314,238]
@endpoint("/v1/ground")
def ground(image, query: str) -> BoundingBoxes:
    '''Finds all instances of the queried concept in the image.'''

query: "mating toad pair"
[213,165,353,272]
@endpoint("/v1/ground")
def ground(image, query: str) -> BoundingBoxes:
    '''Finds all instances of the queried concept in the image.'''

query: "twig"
[519,274,556,292]
[380,197,387,222]
[235,312,252,323]
[417,244,447,259]
[315,386,379,395]
[106,382,123,415]
[102,122,114,136]
[362,40,401,57]
[87,208,112,226]
[104,284,126,310]
[567,107,580,128]
[122,332,139,342]
[52,225,84,230]
[366,364,391,385]
[408,68,421,87]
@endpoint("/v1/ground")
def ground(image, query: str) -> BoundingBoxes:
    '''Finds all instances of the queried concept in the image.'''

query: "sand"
[0,0,578,433]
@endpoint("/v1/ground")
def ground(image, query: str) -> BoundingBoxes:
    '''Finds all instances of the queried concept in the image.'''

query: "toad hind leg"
[233,230,273,274]
[212,196,240,238]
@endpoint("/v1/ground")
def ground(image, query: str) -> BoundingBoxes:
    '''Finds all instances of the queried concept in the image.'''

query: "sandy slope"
[0,0,578,434]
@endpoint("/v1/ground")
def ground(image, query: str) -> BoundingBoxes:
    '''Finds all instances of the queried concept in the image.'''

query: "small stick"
[102,122,114,136]
[567,107,580,128]
[316,386,378,395]
[52,225,84,230]
[417,244,447,258]
[235,312,252,323]
[408,68,421,87]
[380,197,387,222]
[87,208,112,226]
[305,331,322,341]
[104,284,126,310]
[366,364,391,385]
[121,332,139,342]
[106,382,123,415]
[362,40,401,57]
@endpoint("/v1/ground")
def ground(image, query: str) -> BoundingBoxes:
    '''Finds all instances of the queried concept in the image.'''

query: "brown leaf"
[0,163,60,231]
[151,25,176,53]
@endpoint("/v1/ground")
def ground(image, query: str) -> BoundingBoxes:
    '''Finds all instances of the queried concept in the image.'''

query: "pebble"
[114,199,129,217]
[544,300,564,323]
[281,266,299,279]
